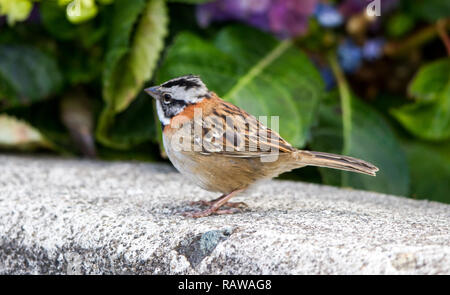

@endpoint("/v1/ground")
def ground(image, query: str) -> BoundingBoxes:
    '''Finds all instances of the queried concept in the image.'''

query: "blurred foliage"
[0,113,53,150]
[311,89,409,196]
[0,0,449,203]
[0,44,63,107]
[98,0,167,148]
[391,58,450,141]
[157,26,324,147]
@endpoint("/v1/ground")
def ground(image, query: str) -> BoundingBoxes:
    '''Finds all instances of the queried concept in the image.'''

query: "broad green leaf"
[0,114,52,150]
[220,27,323,146]
[156,32,238,94]
[0,45,63,109]
[310,91,344,187]
[103,0,168,112]
[403,141,450,203]
[157,25,324,147]
[409,0,450,22]
[344,97,409,196]
[409,58,450,102]
[101,0,146,107]
[311,92,410,196]
[391,58,450,141]
[98,0,168,149]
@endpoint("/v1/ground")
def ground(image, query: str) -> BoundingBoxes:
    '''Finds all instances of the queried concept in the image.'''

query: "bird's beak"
[144,86,160,99]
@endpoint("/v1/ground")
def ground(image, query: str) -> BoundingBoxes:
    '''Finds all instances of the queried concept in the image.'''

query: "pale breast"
[163,134,222,192]
[163,133,296,194]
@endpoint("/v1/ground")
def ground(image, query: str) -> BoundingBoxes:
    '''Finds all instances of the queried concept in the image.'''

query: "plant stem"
[437,19,450,56]
[328,52,352,156]
[384,20,450,57]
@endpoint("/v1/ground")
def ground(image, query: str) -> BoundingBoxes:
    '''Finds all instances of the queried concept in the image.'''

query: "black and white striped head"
[145,75,210,126]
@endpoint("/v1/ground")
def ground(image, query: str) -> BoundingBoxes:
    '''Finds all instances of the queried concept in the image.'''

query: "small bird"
[145,75,378,218]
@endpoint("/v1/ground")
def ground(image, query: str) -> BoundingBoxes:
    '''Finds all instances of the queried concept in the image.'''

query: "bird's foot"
[182,207,242,218]
[183,190,246,218]
[189,200,248,209]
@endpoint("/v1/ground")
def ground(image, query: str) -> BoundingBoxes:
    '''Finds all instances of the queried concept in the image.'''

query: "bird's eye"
[162,93,172,104]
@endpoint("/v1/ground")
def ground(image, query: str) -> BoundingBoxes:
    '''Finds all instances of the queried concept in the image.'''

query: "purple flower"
[315,3,343,28]
[196,0,318,38]
[247,13,270,31]
[362,38,385,61]
[268,0,317,37]
[240,0,272,14]
[338,39,362,73]
[197,0,271,28]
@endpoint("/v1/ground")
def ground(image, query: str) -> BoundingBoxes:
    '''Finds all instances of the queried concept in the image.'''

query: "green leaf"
[0,45,63,109]
[386,13,415,38]
[97,0,168,149]
[157,32,238,94]
[5,99,75,154]
[311,92,410,196]
[310,91,344,187]
[157,25,324,147]
[344,97,409,196]
[409,0,450,22]
[391,58,450,141]
[0,114,53,151]
[409,58,450,102]
[403,141,450,203]
[102,0,168,113]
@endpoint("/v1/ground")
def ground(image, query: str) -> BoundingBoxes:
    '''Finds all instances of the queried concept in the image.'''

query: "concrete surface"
[0,155,449,274]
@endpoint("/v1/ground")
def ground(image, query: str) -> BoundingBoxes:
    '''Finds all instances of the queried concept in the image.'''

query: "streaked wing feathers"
[198,100,295,157]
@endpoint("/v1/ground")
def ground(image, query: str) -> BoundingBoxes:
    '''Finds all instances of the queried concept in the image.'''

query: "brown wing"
[197,100,295,157]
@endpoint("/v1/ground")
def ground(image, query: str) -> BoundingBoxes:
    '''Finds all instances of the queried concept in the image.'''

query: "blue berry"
[362,38,385,61]
[315,3,343,28]
[338,40,362,73]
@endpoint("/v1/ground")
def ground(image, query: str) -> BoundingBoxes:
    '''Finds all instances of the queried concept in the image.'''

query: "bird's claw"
[182,207,242,218]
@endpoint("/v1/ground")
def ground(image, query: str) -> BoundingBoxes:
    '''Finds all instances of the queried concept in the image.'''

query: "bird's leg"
[184,189,246,218]
[189,192,248,209]
[189,195,224,206]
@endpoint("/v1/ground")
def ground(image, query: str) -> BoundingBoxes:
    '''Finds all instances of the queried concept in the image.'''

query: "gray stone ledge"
[0,155,449,274]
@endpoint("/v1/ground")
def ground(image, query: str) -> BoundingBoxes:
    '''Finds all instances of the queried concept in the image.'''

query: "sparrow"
[145,75,378,218]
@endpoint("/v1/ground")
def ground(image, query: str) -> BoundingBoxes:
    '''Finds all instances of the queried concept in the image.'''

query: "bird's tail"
[295,150,379,176]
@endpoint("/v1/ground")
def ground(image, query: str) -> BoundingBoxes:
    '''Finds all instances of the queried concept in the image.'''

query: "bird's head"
[145,75,210,126]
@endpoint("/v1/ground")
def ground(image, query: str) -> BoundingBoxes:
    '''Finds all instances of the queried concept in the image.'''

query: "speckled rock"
[0,155,449,274]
